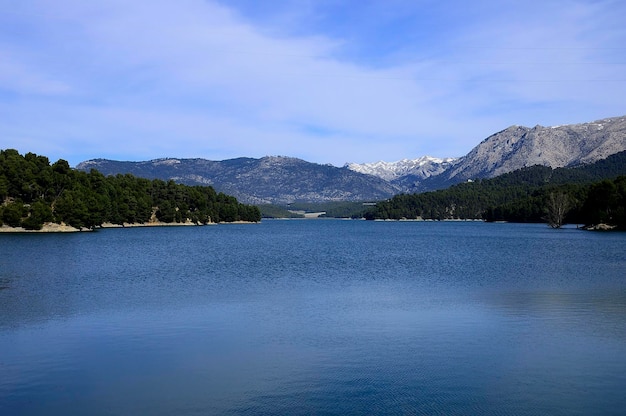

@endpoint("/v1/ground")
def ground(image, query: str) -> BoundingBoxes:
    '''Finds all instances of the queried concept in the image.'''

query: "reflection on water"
[1,221,625,415]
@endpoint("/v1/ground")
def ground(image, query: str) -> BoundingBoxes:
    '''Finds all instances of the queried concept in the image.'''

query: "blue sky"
[1,0,625,167]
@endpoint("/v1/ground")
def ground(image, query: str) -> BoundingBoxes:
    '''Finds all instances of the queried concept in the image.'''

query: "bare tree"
[544,192,570,228]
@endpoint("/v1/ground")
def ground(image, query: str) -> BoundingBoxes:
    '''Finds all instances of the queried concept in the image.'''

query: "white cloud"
[0,0,624,166]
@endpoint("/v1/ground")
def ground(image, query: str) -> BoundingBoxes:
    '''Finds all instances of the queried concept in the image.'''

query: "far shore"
[1,220,617,233]
[99,220,202,229]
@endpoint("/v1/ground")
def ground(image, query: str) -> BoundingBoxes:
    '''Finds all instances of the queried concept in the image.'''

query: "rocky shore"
[581,223,617,231]
[0,219,258,233]
[0,222,86,233]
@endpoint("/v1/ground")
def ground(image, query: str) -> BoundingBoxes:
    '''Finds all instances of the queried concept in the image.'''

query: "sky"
[1,0,625,167]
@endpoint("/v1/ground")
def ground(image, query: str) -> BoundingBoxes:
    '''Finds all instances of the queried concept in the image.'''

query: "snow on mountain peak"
[345,156,458,181]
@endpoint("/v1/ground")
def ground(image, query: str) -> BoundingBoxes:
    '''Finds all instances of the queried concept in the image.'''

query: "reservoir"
[1,220,625,415]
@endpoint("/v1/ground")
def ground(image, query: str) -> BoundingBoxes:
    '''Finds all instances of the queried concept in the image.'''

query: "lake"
[1,220,625,415]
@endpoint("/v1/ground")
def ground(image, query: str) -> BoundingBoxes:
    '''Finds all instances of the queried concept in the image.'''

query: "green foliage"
[367,162,626,229]
[581,177,626,228]
[21,200,54,230]
[1,201,25,227]
[0,149,261,229]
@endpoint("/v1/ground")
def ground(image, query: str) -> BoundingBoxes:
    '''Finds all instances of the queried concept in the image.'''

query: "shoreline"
[2,220,617,233]
[0,220,258,233]
[0,223,87,233]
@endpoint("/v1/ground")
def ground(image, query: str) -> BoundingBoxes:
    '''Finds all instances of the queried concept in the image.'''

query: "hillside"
[77,156,400,204]
[74,115,626,203]
[0,149,261,230]
[419,115,626,191]
[366,151,626,228]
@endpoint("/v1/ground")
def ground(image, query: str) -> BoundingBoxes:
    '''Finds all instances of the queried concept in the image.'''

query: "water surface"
[1,221,625,415]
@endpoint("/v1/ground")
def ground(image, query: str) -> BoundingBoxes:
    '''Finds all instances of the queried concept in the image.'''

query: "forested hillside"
[0,149,261,230]
[76,155,400,204]
[366,152,626,229]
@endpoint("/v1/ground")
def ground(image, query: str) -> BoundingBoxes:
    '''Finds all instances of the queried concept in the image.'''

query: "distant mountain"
[345,156,458,184]
[345,116,626,192]
[77,115,626,202]
[421,115,626,190]
[76,156,401,204]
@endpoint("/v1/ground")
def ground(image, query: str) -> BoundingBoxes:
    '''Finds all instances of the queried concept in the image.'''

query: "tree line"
[0,149,261,230]
[365,153,626,229]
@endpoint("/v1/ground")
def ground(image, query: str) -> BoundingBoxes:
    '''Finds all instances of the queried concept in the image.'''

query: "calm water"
[1,220,625,415]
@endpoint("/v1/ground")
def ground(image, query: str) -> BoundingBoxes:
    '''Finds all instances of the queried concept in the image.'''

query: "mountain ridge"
[77,155,401,204]
[348,115,626,191]
[345,156,458,181]
[428,115,626,188]
[76,115,626,203]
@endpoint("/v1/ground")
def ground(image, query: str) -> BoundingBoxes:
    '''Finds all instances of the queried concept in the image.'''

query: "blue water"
[1,220,625,415]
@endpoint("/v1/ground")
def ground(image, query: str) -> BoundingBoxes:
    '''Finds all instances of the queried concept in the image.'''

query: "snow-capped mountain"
[345,156,458,181]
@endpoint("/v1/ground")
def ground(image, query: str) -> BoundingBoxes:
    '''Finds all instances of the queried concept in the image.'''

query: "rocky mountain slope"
[436,115,626,184]
[346,116,626,192]
[77,156,400,204]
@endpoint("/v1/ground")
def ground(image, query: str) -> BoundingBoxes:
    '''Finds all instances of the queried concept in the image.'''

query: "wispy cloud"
[1,0,624,166]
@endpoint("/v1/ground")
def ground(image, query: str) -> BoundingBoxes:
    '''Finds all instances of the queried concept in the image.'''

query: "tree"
[1,202,24,227]
[582,180,617,225]
[156,200,176,223]
[543,192,570,228]
[21,200,53,230]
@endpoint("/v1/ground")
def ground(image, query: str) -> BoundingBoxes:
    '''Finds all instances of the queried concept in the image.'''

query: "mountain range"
[348,115,626,192]
[77,115,626,204]
[77,156,399,204]
[345,156,459,193]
